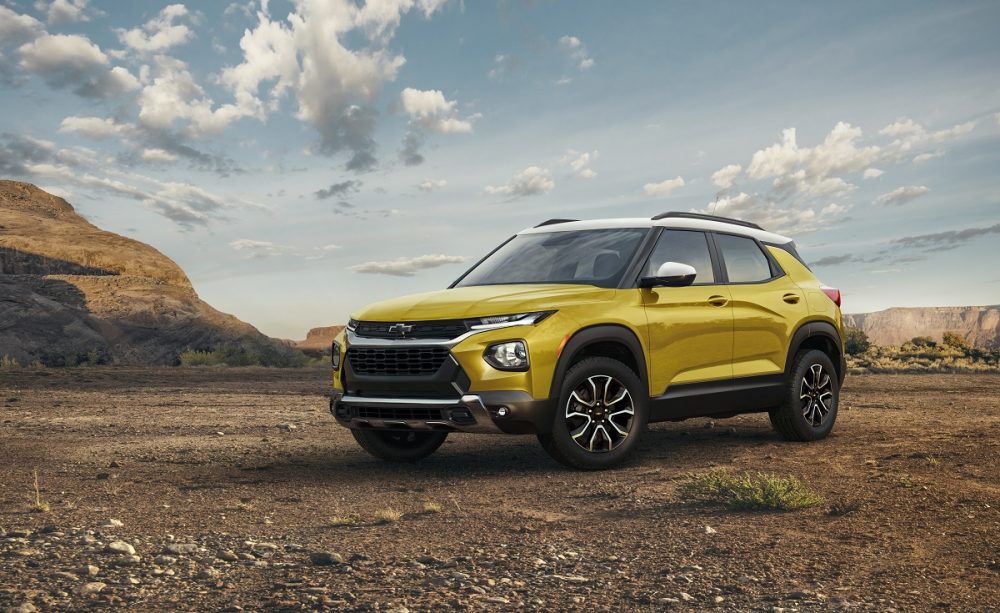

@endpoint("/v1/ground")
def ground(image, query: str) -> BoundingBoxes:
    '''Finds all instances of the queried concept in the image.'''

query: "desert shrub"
[679,470,823,511]
[910,336,937,348]
[844,326,871,355]
[0,354,20,369]
[941,331,970,350]
[178,337,310,368]
[848,337,1000,373]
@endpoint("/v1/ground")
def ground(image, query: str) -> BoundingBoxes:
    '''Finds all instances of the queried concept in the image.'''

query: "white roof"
[518,216,793,244]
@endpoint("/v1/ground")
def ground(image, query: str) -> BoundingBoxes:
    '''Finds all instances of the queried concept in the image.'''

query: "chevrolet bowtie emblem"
[387,323,414,336]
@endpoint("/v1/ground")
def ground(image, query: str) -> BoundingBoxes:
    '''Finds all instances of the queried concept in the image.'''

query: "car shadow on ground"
[218,421,787,486]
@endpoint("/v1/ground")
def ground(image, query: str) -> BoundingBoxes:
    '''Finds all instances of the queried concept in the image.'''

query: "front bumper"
[330,390,551,434]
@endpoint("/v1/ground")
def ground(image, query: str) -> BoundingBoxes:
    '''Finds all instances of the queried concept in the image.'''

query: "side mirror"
[639,261,697,288]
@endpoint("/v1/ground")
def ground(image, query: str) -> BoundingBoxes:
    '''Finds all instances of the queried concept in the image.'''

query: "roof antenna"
[709,193,720,215]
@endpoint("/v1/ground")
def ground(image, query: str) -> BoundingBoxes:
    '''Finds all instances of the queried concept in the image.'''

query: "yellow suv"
[330,212,845,469]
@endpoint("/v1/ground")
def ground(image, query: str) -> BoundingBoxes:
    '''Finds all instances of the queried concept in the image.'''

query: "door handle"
[782,293,801,304]
[707,295,728,307]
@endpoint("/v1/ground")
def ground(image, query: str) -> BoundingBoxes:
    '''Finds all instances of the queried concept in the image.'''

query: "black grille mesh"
[354,320,469,340]
[347,346,450,376]
[355,406,446,421]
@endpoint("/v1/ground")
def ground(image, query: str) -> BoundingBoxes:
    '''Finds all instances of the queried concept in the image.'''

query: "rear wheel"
[769,349,839,441]
[351,429,447,462]
[537,357,648,470]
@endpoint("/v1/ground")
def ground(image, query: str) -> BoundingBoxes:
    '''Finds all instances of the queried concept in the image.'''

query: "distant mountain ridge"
[0,180,293,365]
[844,306,1000,348]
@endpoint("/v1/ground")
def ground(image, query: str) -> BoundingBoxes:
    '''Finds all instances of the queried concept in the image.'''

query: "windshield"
[455,228,648,288]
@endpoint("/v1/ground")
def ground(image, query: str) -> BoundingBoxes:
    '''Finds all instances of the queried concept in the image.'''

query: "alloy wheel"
[565,375,635,453]
[800,363,834,427]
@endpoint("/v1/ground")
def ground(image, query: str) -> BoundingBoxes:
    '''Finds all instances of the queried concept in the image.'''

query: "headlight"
[331,341,341,369]
[347,318,359,331]
[467,311,554,330]
[484,340,529,371]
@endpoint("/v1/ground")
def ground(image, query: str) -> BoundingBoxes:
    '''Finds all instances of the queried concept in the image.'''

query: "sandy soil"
[1,368,998,612]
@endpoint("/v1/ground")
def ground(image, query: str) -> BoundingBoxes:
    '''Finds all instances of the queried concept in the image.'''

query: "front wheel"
[769,349,839,441]
[538,357,648,470]
[351,429,447,462]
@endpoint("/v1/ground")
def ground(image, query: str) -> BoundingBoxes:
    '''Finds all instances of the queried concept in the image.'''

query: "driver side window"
[646,230,716,284]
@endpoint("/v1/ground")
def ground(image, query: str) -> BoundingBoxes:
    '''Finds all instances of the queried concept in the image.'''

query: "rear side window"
[646,230,715,284]
[715,234,773,283]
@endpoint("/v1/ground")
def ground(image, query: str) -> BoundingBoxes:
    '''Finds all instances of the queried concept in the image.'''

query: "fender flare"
[548,324,648,400]
[785,320,844,379]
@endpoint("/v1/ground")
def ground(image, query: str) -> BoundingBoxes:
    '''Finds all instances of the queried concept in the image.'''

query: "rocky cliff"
[294,326,345,353]
[0,181,289,365]
[844,306,1000,348]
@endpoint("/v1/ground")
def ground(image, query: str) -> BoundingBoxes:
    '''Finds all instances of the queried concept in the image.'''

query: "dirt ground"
[1,368,998,612]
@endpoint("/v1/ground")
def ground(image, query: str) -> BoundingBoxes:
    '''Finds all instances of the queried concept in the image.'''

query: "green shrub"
[941,331,970,350]
[178,337,310,368]
[680,470,823,511]
[844,326,871,355]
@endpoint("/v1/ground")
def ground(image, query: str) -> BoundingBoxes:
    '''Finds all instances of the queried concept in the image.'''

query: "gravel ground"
[1,368,998,612]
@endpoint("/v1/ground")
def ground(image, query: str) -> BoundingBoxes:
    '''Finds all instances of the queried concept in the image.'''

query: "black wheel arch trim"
[785,320,846,384]
[548,324,649,401]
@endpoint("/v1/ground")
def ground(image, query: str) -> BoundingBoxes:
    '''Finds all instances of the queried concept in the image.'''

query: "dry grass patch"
[30,469,50,513]
[422,501,443,514]
[329,516,357,527]
[373,508,403,524]
[680,470,822,512]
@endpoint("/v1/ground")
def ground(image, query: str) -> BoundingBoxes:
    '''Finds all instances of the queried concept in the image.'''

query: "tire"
[351,429,448,462]
[537,357,649,470]
[769,349,839,441]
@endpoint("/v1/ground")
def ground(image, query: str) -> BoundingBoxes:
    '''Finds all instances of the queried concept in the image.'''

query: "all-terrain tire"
[537,357,649,470]
[351,429,448,462]
[769,349,839,441]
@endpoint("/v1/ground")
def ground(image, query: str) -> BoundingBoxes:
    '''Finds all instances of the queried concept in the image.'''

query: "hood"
[353,284,616,321]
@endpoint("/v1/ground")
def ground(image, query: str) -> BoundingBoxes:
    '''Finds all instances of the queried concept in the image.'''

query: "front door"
[640,229,734,394]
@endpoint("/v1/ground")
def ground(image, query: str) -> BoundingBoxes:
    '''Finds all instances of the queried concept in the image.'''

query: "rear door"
[712,232,808,379]
[640,229,733,394]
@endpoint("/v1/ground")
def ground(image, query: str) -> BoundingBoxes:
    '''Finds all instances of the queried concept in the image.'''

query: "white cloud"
[350,254,467,277]
[138,55,246,137]
[878,117,976,156]
[863,168,884,179]
[747,122,879,191]
[58,116,127,139]
[418,179,447,192]
[141,148,178,162]
[913,150,944,163]
[874,185,930,206]
[400,87,475,134]
[17,33,139,98]
[219,0,448,171]
[558,35,593,71]
[230,239,282,258]
[36,0,90,24]
[117,4,193,53]
[643,176,685,197]
[485,166,554,199]
[400,87,454,117]
[0,6,43,43]
[711,163,742,189]
[567,149,598,178]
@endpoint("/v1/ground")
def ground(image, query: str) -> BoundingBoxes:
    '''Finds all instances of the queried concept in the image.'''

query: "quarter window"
[715,234,773,283]
[646,230,715,284]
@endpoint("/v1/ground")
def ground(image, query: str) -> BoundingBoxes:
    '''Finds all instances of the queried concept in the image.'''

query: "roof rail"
[534,218,578,228]
[651,211,763,230]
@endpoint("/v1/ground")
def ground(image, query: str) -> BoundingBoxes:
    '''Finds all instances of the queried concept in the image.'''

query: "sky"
[1,0,999,339]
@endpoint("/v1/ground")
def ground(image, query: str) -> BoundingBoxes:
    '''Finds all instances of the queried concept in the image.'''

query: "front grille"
[354,319,469,340]
[347,346,450,376]
[354,406,446,421]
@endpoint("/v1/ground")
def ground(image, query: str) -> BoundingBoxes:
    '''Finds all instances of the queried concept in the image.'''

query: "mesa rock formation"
[0,181,289,365]
[844,306,1000,348]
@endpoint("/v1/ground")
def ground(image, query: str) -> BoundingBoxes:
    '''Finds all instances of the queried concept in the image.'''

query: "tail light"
[821,286,841,308]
